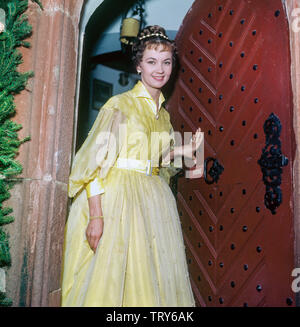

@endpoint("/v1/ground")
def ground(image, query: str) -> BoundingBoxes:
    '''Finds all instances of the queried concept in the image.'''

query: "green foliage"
[0,291,13,306]
[0,0,42,306]
[0,228,10,267]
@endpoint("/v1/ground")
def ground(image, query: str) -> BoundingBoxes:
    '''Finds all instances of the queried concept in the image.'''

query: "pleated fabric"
[61,81,195,307]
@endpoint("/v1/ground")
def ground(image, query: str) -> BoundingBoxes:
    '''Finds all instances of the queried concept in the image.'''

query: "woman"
[61,25,203,307]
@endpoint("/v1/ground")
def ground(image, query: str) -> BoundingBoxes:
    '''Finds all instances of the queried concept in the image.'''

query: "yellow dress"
[61,81,195,307]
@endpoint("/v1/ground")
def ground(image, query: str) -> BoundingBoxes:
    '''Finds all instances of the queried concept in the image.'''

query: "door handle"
[204,157,224,184]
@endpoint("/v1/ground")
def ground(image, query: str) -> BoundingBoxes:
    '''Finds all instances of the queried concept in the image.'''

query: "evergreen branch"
[0,291,13,307]
[0,0,42,306]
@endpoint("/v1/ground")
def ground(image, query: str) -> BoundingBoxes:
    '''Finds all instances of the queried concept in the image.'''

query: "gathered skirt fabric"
[61,166,195,307]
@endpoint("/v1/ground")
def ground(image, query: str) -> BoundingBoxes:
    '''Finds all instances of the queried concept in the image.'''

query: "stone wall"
[5,0,84,307]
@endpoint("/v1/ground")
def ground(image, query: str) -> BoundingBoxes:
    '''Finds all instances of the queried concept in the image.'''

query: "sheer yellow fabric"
[68,105,127,198]
[61,81,195,307]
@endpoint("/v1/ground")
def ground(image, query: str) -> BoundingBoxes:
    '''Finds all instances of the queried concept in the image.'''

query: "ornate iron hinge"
[257,113,288,215]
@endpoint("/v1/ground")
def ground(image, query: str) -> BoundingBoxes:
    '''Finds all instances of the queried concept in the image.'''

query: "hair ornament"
[138,32,170,41]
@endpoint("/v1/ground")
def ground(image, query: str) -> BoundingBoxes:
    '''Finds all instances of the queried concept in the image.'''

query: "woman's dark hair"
[132,25,177,68]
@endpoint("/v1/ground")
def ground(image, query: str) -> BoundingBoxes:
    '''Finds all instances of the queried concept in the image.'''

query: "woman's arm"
[86,194,104,253]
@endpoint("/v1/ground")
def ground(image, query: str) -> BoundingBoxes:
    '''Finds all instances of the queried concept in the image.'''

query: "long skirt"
[61,167,195,307]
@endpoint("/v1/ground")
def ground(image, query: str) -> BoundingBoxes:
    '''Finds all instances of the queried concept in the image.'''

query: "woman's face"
[137,44,173,93]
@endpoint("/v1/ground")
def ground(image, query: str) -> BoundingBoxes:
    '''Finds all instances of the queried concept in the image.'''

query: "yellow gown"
[61,81,195,307]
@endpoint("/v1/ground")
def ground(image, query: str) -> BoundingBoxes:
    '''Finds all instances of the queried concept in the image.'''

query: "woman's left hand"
[86,218,104,253]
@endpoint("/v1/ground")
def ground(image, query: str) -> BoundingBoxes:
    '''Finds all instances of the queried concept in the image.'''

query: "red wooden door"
[167,0,295,307]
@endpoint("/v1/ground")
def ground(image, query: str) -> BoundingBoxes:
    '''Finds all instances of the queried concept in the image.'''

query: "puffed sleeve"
[68,101,127,198]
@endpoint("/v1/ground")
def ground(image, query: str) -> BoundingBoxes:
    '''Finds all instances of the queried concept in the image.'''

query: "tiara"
[138,32,170,41]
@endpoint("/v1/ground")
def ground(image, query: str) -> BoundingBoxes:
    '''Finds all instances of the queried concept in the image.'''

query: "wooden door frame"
[285,0,300,306]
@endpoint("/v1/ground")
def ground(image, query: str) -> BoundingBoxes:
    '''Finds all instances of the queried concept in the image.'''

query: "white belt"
[115,158,159,176]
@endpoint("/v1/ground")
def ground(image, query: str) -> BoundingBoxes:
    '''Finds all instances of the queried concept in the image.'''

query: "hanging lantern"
[120,0,145,46]
[120,17,140,45]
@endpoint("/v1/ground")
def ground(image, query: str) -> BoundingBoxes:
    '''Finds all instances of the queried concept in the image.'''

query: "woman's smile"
[152,75,165,81]
[136,44,173,100]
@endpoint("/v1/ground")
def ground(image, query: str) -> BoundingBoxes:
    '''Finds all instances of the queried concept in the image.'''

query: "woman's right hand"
[86,218,104,252]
